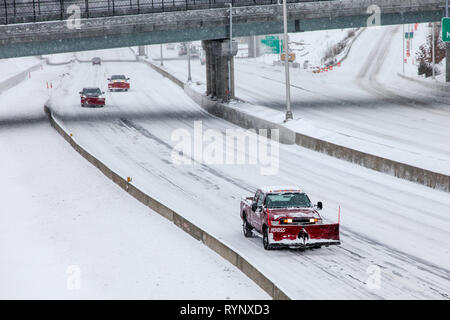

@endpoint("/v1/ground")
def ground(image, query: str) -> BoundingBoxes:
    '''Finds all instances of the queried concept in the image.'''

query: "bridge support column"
[247,36,262,58]
[202,39,238,102]
[203,40,214,96]
[138,45,146,56]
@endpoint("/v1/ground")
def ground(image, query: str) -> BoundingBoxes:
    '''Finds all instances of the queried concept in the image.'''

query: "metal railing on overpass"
[0,0,324,25]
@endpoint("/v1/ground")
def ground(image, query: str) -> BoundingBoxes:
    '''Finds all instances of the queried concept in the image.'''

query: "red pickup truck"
[79,87,105,108]
[108,74,130,92]
[240,186,340,250]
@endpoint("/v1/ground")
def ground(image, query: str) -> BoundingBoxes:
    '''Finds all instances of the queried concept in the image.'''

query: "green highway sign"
[404,32,414,39]
[442,17,450,42]
[261,36,283,54]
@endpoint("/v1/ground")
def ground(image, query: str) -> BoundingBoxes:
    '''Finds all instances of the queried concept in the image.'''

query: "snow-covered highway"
[44,53,450,299]
[0,59,270,299]
[152,25,450,177]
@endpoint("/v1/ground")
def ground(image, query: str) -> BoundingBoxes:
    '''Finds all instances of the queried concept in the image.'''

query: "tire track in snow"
[115,83,450,300]
[54,59,450,299]
[357,26,450,118]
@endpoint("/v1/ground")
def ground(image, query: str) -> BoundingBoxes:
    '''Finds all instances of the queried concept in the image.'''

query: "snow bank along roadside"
[0,54,77,95]
[0,60,43,94]
[142,59,450,193]
[0,124,270,299]
[397,72,450,92]
[332,28,365,66]
[43,105,290,300]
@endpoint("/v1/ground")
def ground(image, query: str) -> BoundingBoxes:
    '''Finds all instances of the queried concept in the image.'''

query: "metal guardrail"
[0,0,321,25]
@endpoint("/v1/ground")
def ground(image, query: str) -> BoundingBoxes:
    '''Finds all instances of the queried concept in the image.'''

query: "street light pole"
[411,24,413,62]
[228,3,233,101]
[160,44,164,66]
[187,42,192,82]
[446,0,449,82]
[432,22,435,79]
[402,24,405,74]
[282,0,293,121]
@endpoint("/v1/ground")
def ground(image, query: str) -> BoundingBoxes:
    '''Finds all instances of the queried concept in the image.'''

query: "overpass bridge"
[0,0,446,100]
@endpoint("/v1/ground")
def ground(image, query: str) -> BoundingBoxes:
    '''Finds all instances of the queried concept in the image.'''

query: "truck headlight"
[283,218,293,224]
[309,218,318,223]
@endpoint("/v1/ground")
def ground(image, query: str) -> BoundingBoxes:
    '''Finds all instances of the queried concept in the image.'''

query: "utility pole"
[445,0,450,82]
[160,44,164,66]
[187,42,192,82]
[282,0,293,121]
[410,24,413,64]
[228,3,233,101]
[432,22,435,79]
[402,24,405,74]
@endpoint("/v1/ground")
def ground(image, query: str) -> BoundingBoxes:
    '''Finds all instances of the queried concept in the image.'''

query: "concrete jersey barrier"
[143,59,450,192]
[43,105,291,300]
[0,61,43,94]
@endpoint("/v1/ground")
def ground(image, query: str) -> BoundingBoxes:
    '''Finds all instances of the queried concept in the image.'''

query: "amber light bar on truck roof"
[281,218,318,224]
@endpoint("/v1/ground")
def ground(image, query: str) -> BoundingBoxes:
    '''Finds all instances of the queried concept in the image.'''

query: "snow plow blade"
[302,223,340,242]
[269,223,340,249]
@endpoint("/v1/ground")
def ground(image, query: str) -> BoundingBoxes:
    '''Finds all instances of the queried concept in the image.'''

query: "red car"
[240,186,340,250]
[79,87,105,107]
[108,74,130,92]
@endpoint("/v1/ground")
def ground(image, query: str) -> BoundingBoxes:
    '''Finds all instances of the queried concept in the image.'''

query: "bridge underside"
[0,2,444,59]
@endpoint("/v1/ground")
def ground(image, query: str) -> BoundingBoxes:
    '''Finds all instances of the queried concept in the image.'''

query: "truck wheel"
[243,218,253,238]
[263,227,273,250]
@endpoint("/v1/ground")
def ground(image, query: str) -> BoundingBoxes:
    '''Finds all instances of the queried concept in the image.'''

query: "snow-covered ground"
[1,24,450,300]
[0,56,41,82]
[0,62,269,299]
[256,29,359,68]
[44,57,450,299]
[147,25,450,177]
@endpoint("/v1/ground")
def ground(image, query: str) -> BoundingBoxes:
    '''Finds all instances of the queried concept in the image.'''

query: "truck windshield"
[83,88,101,95]
[111,75,126,80]
[265,193,311,209]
